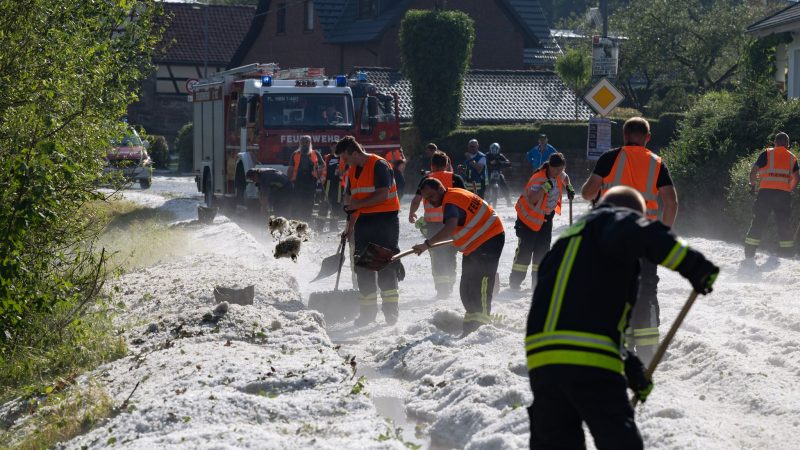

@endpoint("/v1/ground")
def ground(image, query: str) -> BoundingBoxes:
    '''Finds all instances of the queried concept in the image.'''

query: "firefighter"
[462,139,487,198]
[580,117,678,365]
[412,179,505,336]
[509,152,574,291]
[321,150,346,219]
[337,136,402,326]
[526,186,718,450]
[387,148,407,200]
[245,168,292,217]
[745,132,800,259]
[408,150,466,298]
[288,135,324,222]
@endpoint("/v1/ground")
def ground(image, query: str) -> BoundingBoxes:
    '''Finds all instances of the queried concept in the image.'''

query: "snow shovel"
[312,237,348,282]
[631,290,700,408]
[307,237,360,323]
[355,240,454,272]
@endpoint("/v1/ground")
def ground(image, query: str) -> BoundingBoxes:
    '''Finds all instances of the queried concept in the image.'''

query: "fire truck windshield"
[263,93,353,129]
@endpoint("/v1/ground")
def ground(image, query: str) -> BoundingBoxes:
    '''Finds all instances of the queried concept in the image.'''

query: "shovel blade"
[311,252,344,282]
[308,289,360,323]
[354,242,395,272]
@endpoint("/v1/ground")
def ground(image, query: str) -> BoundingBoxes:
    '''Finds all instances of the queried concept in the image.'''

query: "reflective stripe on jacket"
[758,147,797,192]
[347,153,400,214]
[423,171,454,222]
[443,188,504,255]
[515,168,564,231]
[601,146,662,220]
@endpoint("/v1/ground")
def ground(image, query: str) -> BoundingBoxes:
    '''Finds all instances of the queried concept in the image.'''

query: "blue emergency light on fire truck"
[191,64,402,209]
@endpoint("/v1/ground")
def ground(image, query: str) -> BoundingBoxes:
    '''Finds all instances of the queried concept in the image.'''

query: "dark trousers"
[292,177,317,221]
[627,260,659,365]
[466,179,486,199]
[510,215,554,288]
[460,233,504,333]
[322,178,344,218]
[528,365,643,450]
[488,171,513,203]
[422,222,457,294]
[745,189,794,258]
[353,212,400,320]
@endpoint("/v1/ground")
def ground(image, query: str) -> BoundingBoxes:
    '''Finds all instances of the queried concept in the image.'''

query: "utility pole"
[600,0,608,38]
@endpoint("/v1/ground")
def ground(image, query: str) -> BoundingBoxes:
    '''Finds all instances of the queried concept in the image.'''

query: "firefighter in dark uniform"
[526,186,718,449]
[246,168,292,217]
[413,179,505,336]
[321,150,346,218]
[509,152,574,290]
[408,150,466,298]
[745,132,800,259]
[337,136,402,326]
[288,135,324,221]
[580,117,678,365]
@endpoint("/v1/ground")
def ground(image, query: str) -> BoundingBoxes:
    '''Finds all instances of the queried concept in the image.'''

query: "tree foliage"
[0,1,162,361]
[399,10,475,140]
[555,49,591,119]
[175,122,195,173]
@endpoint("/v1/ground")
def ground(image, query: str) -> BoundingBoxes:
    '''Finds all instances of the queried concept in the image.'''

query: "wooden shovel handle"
[391,239,455,262]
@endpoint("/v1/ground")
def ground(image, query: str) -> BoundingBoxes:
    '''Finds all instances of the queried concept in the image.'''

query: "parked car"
[106,128,153,189]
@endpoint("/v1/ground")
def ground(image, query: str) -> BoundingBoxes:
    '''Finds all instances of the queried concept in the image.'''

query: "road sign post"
[584,78,624,117]
[587,117,612,160]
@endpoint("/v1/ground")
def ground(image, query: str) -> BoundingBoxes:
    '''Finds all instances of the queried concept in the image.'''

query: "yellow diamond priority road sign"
[584,78,624,116]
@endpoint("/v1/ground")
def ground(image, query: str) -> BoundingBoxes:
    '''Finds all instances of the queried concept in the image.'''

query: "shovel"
[311,213,353,282]
[307,236,360,323]
[355,240,454,272]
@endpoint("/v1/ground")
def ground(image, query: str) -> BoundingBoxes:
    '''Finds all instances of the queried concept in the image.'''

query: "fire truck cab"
[192,64,402,208]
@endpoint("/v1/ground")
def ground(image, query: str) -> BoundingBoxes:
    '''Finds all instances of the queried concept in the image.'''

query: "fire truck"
[191,63,403,209]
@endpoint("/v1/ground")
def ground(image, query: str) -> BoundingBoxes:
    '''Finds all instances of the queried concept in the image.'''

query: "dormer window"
[358,0,377,19]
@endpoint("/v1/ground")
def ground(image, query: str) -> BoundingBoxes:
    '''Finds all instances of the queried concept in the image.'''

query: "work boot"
[381,302,399,325]
[354,306,377,327]
[460,320,483,338]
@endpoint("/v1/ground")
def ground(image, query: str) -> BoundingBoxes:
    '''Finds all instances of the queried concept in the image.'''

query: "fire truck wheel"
[203,172,213,207]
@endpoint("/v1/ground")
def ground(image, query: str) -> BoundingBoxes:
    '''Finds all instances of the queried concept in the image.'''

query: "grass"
[0,380,115,450]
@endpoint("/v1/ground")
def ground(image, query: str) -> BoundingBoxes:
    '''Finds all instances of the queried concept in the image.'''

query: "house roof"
[354,67,592,123]
[158,3,255,65]
[324,0,414,44]
[747,2,800,37]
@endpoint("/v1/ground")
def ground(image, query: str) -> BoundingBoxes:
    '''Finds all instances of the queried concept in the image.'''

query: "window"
[358,0,376,19]
[263,94,354,129]
[276,3,286,34]
[304,1,314,31]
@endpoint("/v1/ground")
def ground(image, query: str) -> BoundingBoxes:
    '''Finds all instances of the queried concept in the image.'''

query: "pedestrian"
[245,168,292,217]
[509,152,574,290]
[744,132,800,259]
[526,133,557,173]
[579,117,678,365]
[408,150,466,298]
[321,150,346,219]
[462,139,487,198]
[485,142,514,207]
[525,186,718,450]
[412,179,505,336]
[287,135,324,221]
[337,136,402,326]
[387,148,407,201]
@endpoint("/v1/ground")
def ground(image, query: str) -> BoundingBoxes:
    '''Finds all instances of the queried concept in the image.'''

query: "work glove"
[687,259,719,295]
[414,217,427,231]
[566,184,575,200]
[624,353,653,403]
[541,179,554,193]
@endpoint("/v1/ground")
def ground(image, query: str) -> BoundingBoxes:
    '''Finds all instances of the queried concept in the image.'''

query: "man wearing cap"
[527,134,558,172]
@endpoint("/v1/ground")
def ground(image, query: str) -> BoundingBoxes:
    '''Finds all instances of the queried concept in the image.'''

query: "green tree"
[399,10,475,140]
[555,49,592,119]
[0,0,162,379]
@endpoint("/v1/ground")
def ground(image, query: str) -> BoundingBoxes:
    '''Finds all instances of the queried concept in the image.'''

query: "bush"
[662,82,800,234]
[148,135,169,169]
[175,122,194,173]
[399,10,475,140]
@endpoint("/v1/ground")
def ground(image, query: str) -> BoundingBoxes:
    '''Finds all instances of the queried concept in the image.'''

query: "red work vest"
[347,154,400,214]
[758,146,797,192]
[601,146,662,220]
[515,168,564,231]
[442,188,504,255]
[290,150,321,182]
[423,171,454,222]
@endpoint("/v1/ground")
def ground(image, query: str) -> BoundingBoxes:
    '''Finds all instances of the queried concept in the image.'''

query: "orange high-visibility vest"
[601,146,662,220]
[423,171,454,222]
[348,154,400,214]
[339,161,348,188]
[758,146,797,192]
[515,168,564,231]
[442,188,504,256]
[290,150,321,182]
